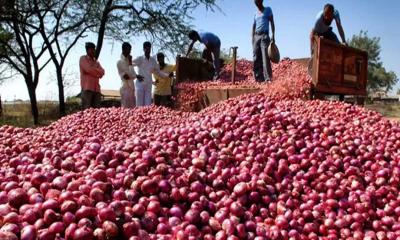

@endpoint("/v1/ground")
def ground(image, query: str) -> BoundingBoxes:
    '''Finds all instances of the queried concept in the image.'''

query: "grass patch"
[365,103,400,118]
[0,100,81,128]
[1,100,399,128]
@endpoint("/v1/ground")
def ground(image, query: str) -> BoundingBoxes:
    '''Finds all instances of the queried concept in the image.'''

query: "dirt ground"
[387,117,400,122]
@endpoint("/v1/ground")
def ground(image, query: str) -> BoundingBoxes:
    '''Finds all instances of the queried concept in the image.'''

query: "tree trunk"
[26,79,39,125]
[95,0,113,59]
[56,68,66,116]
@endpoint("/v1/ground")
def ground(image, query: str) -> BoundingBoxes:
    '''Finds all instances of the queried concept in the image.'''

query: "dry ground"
[365,103,400,122]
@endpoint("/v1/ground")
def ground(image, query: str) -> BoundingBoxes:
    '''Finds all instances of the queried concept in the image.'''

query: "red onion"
[49,222,65,235]
[73,226,94,240]
[98,207,116,222]
[123,221,140,238]
[7,188,28,208]
[20,225,37,240]
[0,59,399,239]
[102,221,118,238]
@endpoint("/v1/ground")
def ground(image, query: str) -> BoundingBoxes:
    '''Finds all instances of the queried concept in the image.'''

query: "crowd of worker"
[79,0,346,109]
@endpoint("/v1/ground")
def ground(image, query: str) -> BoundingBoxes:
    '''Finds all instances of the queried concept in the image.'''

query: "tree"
[1,0,219,123]
[33,0,96,116]
[88,0,219,59]
[43,0,219,115]
[349,31,398,94]
[187,47,233,65]
[0,26,12,83]
[0,1,51,124]
[0,65,12,83]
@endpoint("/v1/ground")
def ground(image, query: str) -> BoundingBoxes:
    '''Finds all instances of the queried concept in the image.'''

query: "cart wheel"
[309,88,315,100]
[315,93,325,100]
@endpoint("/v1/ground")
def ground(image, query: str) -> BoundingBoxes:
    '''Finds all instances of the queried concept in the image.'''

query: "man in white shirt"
[116,42,143,108]
[132,42,170,107]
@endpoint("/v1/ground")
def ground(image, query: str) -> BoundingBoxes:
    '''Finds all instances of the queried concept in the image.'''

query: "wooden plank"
[176,56,212,83]
[312,38,368,96]
[317,39,343,86]
[204,89,228,105]
[314,84,366,96]
[228,88,261,98]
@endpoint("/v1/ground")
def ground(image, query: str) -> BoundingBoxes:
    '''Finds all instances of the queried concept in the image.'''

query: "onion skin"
[0,232,18,240]
[102,221,119,238]
[20,225,37,240]
[73,226,94,240]
[7,188,29,209]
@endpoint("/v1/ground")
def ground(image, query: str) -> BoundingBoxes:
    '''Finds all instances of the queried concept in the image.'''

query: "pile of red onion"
[175,59,312,112]
[0,59,399,239]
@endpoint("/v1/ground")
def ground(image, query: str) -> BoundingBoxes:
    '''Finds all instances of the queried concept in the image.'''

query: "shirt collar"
[120,54,129,62]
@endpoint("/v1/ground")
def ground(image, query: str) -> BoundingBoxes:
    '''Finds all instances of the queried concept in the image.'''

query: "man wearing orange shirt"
[79,42,105,109]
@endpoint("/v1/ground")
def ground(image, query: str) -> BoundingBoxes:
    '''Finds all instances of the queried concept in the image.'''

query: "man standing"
[132,42,169,107]
[252,0,275,82]
[117,42,143,108]
[79,42,105,109]
[186,30,221,80]
[310,3,347,51]
[153,52,176,107]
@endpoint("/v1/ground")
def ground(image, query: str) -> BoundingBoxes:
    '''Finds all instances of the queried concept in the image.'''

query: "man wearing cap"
[310,3,347,52]
[186,30,221,80]
[131,42,170,107]
[252,0,275,82]
[79,42,105,109]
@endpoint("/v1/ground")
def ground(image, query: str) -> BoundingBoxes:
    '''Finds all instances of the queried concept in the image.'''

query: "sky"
[1,0,400,101]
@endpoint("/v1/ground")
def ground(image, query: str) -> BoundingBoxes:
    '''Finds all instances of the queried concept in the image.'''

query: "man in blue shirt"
[252,0,275,82]
[186,30,221,80]
[310,4,347,52]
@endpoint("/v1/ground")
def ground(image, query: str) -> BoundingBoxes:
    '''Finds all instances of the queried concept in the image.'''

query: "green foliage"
[349,31,398,94]
[187,47,233,65]
[220,48,236,65]
[86,0,219,57]
[0,26,14,83]
[0,27,10,54]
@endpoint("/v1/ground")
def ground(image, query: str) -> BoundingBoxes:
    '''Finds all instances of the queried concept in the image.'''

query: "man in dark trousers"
[252,0,275,82]
[79,42,105,109]
[310,3,347,52]
[186,30,221,80]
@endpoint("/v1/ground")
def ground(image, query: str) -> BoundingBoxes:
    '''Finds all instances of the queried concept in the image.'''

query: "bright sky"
[1,0,400,101]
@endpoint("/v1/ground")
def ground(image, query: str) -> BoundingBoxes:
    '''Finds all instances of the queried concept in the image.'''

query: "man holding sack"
[252,0,277,82]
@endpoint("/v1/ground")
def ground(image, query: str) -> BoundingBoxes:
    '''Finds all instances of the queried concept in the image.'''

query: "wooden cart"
[175,56,214,83]
[310,38,368,104]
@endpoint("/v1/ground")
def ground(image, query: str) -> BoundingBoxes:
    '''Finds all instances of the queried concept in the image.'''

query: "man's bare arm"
[336,19,347,45]
[270,15,275,42]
